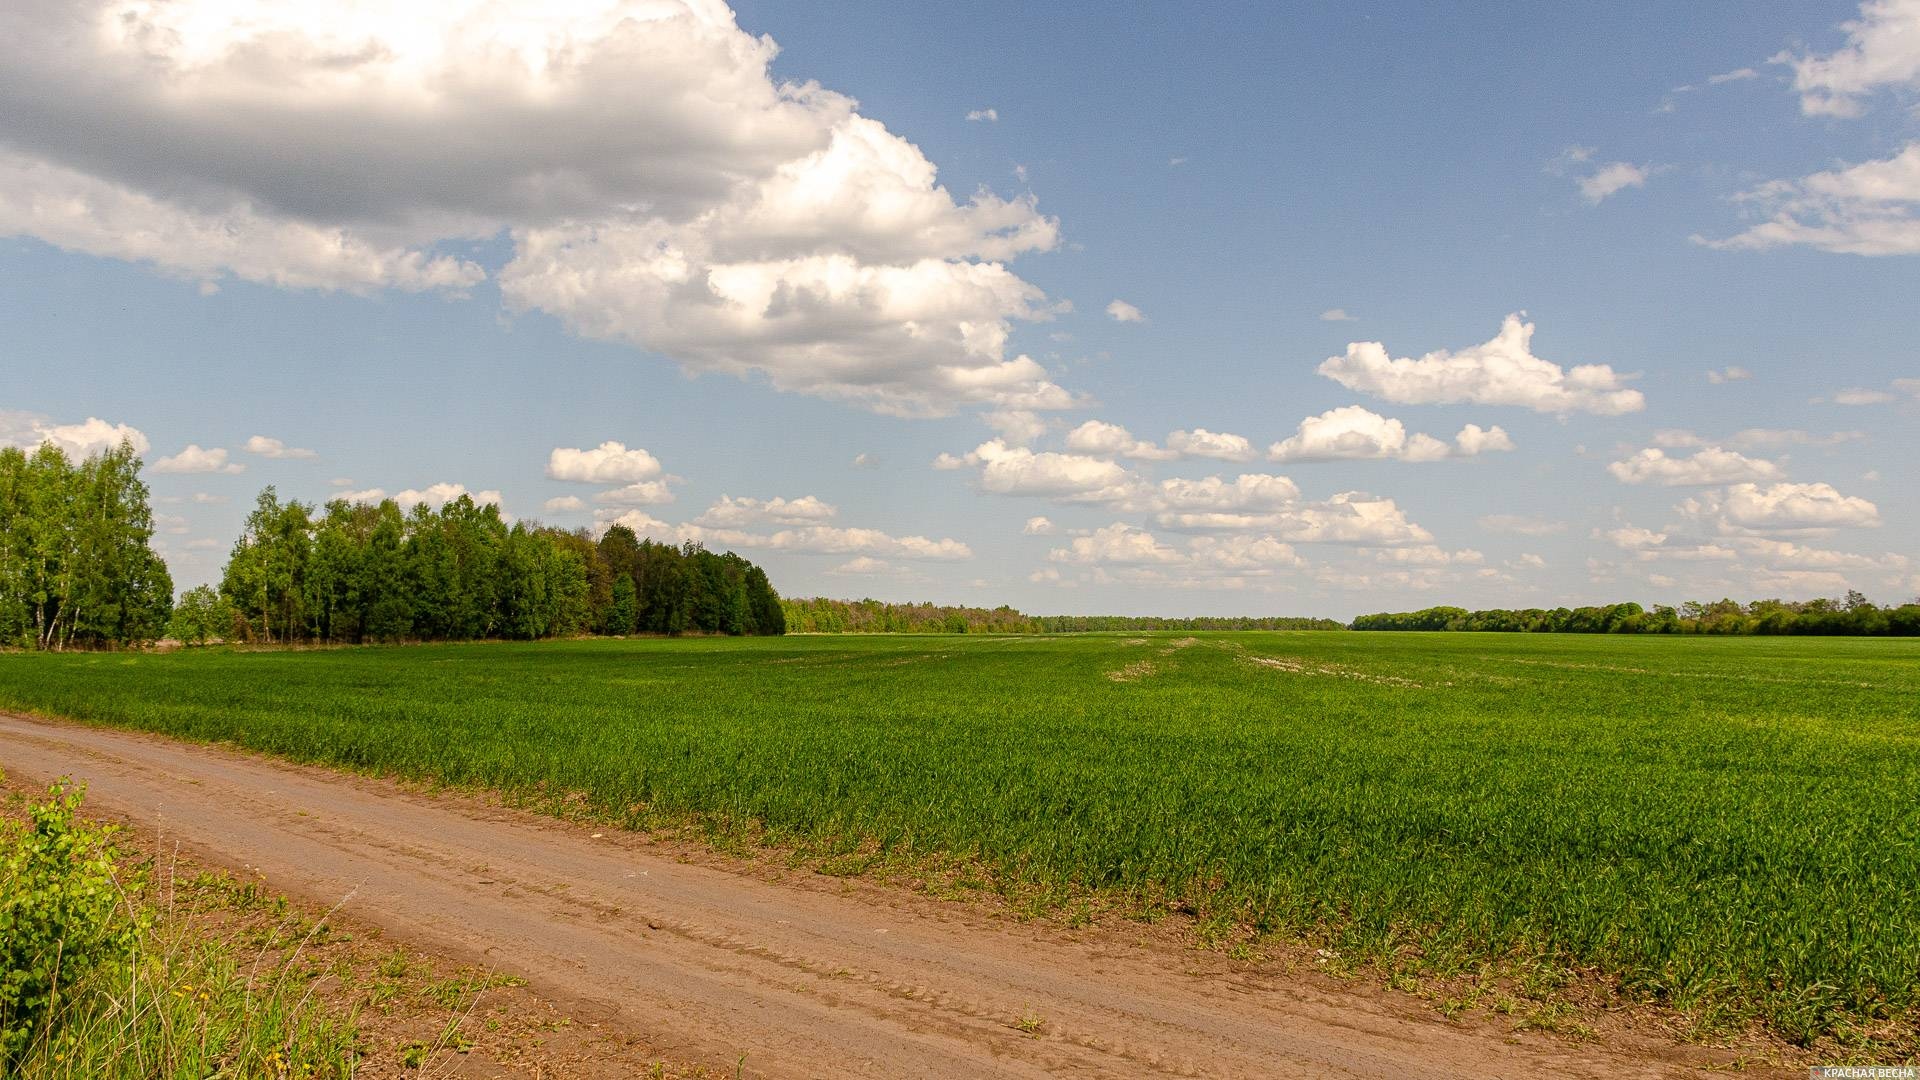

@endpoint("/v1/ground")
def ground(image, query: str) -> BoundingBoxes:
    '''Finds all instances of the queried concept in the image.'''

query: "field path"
[0,713,1750,1080]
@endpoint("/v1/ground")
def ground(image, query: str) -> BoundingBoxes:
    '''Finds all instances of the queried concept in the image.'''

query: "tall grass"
[0,781,356,1078]
[2,632,1916,1047]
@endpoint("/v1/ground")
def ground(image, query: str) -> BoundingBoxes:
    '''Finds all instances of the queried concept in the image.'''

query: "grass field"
[1,632,1916,1047]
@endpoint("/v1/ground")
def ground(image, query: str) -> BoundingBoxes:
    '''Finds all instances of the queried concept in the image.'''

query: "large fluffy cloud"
[0,0,1066,416]
[1266,406,1512,463]
[1318,315,1644,415]
[0,154,487,293]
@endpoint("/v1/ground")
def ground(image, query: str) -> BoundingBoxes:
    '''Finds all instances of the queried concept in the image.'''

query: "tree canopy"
[0,441,173,650]
[212,493,783,644]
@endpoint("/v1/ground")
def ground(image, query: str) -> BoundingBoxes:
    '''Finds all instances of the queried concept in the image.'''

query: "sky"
[2,0,1917,618]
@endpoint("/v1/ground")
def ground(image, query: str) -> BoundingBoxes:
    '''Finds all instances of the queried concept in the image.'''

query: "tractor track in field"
[0,713,1773,1080]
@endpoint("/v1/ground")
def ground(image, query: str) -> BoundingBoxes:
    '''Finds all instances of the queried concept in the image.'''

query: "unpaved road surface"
[0,714,1754,1079]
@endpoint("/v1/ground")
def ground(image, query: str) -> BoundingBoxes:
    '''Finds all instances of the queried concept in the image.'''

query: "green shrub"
[0,779,142,1064]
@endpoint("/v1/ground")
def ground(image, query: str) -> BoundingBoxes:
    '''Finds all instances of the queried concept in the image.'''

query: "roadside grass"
[0,778,715,1078]
[1,631,1916,1058]
[1,778,356,1078]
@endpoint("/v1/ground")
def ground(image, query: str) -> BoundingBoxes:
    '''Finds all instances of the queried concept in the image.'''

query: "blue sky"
[3,0,1916,617]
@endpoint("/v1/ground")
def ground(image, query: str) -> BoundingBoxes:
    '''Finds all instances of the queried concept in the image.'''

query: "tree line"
[183,489,784,644]
[779,597,1343,634]
[1350,594,1920,636]
[0,443,172,649]
[11,442,1912,648]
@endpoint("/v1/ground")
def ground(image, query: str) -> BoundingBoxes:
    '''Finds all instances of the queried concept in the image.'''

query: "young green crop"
[1,632,1915,1046]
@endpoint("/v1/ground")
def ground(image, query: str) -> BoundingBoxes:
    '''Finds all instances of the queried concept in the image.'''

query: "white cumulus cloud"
[1268,407,1440,462]
[1106,299,1146,323]
[0,0,1068,417]
[766,525,970,561]
[592,480,679,506]
[152,444,245,475]
[692,495,837,527]
[547,442,664,484]
[244,435,317,459]
[1155,492,1432,545]
[1164,428,1257,461]
[1,412,151,459]
[1606,446,1782,486]
[1681,482,1881,533]
[1048,523,1183,565]
[1317,315,1645,415]
[828,556,899,575]
[984,409,1051,446]
[1267,406,1511,463]
[1155,473,1302,513]
[1061,421,1176,461]
[1452,423,1516,456]
[956,439,1140,502]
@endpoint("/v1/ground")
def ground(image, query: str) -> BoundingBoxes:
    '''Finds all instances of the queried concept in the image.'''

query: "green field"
[2,632,1916,1045]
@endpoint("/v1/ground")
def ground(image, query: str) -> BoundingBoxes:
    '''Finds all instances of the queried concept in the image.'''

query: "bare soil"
[0,713,1798,1079]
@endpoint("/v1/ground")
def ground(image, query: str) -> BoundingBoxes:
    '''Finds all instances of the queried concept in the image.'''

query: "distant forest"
[10,442,1917,648]
[1352,597,1920,636]
[778,597,1343,634]
[187,490,785,645]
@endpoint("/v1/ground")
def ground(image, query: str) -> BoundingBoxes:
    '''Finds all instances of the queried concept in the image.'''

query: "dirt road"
[0,714,1753,1079]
